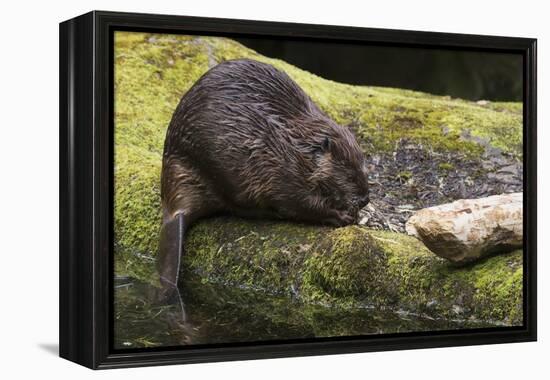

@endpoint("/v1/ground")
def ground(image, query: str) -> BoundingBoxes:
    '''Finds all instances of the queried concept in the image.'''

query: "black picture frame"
[59,10,537,369]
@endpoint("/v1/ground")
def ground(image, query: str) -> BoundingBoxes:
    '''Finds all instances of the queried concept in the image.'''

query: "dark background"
[236,37,523,102]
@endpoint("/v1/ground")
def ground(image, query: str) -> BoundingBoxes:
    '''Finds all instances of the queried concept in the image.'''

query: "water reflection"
[113,274,495,349]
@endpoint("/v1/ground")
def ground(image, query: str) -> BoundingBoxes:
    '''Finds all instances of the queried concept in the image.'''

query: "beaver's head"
[308,123,370,224]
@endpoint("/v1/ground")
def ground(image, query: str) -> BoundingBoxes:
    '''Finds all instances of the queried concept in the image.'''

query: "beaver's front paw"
[324,209,356,227]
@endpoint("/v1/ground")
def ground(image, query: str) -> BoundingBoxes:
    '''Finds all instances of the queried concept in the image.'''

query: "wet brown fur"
[161,59,369,228]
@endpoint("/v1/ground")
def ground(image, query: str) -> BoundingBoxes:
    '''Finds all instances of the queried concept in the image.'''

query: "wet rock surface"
[359,139,523,233]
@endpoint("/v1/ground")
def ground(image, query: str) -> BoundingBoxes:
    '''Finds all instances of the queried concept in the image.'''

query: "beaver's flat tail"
[156,213,186,319]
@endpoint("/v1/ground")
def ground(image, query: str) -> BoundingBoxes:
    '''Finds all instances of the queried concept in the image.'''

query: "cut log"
[405,193,523,263]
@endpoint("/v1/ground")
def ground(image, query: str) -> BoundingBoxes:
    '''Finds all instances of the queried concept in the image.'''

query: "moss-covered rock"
[113,31,523,325]
[182,217,522,325]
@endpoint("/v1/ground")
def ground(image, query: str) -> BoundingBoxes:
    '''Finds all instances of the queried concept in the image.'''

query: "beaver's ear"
[311,136,331,158]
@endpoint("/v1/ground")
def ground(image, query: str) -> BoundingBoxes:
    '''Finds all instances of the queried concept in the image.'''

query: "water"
[113,274,495,349]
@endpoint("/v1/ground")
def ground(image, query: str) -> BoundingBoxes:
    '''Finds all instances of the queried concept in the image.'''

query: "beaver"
[157,58,370,301]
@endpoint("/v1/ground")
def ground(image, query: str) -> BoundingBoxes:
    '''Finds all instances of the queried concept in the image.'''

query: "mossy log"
[113,32,523,326]
[182,217,522,325]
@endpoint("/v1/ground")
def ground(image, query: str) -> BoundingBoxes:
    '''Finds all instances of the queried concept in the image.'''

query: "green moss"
[300,227,391,307]
[438,162,455,171]
[113,145,161,285]
[113,31,523,323]
[368,230,523,324]
[184,217,327,293]
[397,171,413,181]
[180,218,523,324]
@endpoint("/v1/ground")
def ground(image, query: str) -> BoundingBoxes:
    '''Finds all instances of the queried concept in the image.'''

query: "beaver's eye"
[321,136,331,151]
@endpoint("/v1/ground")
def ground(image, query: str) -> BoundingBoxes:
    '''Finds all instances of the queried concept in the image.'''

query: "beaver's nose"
[358,195,370,208]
